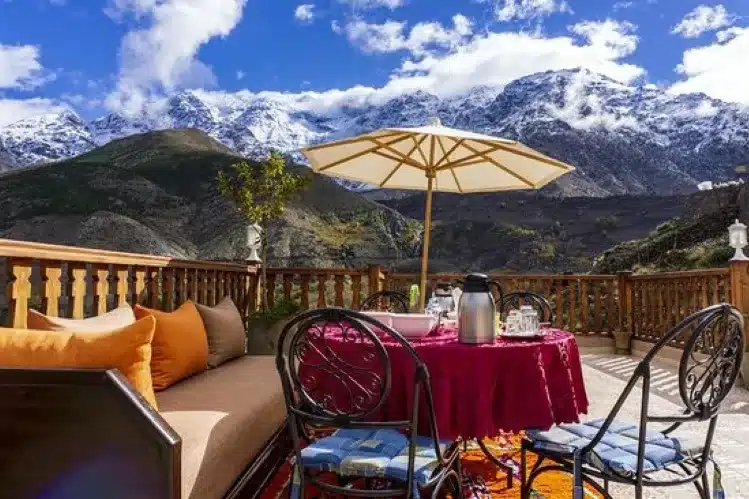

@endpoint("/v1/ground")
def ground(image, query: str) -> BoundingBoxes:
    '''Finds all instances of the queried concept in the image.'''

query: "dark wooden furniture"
[0,368,291,499]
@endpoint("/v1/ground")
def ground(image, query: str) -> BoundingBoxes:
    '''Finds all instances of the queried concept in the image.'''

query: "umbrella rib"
[371,149,421,167]
[434,145,505,171]
[411,135,430,166]
[435,136,463,193]
[379,135,429,188]
[303,130,404,152]
[367,135,427,170]
[460,141,536,188]
[316,133,414,172]
[473,138,574,170]
[433,139,464,168]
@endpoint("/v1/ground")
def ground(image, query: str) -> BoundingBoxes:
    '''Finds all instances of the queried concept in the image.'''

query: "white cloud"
[671,4,736,39]
[480,0,571,22]
[612,1,634,11]
[0,44,48,90]
[236,70,246,80]
[213,18,644,116]
[0,98,69,126]
[294,4,316,23]
[337,0,403,10]
[342,15,473,56]
[670,26,749,105]
[104,0,247,115]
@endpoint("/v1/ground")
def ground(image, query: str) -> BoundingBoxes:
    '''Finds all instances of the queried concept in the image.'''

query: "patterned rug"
[260,435,603,499]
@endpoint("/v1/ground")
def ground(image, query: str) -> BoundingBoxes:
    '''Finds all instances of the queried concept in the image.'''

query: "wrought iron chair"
[521,303,744,499]
[360,290,410,313]
[275,308,463,498]
[500,292,554,323]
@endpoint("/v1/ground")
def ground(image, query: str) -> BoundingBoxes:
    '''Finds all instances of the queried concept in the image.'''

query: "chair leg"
[701,470,711,499]
[573,459,584,499]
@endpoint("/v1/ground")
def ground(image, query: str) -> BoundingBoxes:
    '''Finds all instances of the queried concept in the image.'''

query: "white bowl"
[360,311,393,332]
[390,313,438,339]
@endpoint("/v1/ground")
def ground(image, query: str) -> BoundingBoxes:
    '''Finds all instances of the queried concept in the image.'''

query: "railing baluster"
[114,266,129,308]
[40,261,63,317]
[265,271,276,308]
[352,274,362,309]
[299,273,310,309]
[334,274,345,307]
[317,273,327,308]
[283,273,293,302]
[605,279,615,334]
[554,279,564,329]
[92,264,110,316]
[174,268,186,307]
[5,258,32,328]
[67,263,87,319]
[580,279,589,334]
[593,281,602,335]
[162,268,175,312]
[569,278,577,333]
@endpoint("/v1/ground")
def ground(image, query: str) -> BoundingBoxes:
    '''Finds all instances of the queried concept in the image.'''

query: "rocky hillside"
[382,191,686,273]
[592,185,747,273]
[0,129,416,268]
[2,69,748,197]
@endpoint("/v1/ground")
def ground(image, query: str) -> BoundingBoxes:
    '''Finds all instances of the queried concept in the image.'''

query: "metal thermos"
[458,273,500,344]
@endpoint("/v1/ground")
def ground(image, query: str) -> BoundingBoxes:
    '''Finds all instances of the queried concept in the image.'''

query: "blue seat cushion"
[298,428,453,495]
[526,419,704,478]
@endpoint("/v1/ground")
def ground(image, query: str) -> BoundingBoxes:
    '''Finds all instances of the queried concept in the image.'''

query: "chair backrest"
[584,304,744,480]
[500,291,553,323]
[646,303,744,418]
[275,308,445,483]
[359,290,410,313]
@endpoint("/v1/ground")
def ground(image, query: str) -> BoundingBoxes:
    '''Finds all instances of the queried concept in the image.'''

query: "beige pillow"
[27,303,136,333]
[195,297,246,368]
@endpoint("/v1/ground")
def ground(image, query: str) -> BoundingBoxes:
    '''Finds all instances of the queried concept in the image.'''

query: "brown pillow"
[195,297,247,368]
[134,301,209,390]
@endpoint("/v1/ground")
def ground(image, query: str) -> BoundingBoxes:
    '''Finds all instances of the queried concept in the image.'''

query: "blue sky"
[0,0,747,124]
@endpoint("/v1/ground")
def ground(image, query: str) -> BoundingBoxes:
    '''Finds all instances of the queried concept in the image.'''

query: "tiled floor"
[579,353,749,498]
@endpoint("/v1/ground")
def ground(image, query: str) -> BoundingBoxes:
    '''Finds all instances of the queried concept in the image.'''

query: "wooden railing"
[0,239,259,328]
[264,266,386,310]
[386,273,620,335]
[2,238,748,352]
[625,269,731,346]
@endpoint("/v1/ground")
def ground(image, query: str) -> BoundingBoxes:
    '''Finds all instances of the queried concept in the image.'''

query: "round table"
[301,326,588,440]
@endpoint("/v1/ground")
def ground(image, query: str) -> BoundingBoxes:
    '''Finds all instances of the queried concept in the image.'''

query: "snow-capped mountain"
[2,68,748,196]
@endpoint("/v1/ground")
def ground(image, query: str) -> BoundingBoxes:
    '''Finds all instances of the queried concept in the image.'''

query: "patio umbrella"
[301,118,575,311]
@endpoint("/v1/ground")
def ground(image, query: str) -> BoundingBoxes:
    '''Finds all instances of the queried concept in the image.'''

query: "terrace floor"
[578,353,749,498]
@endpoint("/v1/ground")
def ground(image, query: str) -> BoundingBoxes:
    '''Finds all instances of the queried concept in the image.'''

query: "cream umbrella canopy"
[302,118,575,310]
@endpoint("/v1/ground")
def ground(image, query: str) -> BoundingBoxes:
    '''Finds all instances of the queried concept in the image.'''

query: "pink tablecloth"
[299,327,588,440]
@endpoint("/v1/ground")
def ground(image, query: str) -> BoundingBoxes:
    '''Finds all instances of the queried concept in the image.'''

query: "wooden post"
[729,260,749,341]
[367,265,382,297]
[617,271,633,333]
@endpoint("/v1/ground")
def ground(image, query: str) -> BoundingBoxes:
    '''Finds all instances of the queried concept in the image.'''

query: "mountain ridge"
[2,68,748,197]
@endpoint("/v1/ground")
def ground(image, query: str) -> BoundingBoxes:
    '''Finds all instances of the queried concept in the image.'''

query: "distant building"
[697,181,713,191]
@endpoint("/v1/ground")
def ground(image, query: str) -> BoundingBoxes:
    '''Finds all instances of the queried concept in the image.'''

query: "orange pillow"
[0,316,158,409]
[134,301,209,390]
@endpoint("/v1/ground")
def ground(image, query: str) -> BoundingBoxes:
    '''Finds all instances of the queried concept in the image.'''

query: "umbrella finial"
[428,117,442,127]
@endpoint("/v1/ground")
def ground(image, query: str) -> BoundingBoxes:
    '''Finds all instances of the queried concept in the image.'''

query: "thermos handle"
[490,280,504,308]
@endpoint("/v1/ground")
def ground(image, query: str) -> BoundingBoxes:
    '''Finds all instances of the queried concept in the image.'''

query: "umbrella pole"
[419,176,434,312]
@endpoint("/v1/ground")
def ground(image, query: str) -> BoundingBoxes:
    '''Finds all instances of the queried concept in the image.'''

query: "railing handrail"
[385,272,618,280]
[628,268,729,279]
[0,238,257,273]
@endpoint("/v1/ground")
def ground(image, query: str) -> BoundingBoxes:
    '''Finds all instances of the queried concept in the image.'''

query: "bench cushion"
[526,419,704,478]
[157,355,286,499]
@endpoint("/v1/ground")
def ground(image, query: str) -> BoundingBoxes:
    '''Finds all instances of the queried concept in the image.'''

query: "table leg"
[476,438,515,489]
